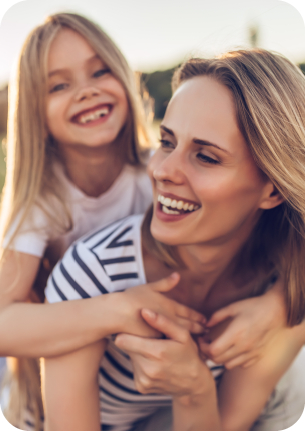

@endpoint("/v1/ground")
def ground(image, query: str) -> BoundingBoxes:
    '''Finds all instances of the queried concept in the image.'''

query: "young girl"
[43,49,305,431]
[0,12,206,430]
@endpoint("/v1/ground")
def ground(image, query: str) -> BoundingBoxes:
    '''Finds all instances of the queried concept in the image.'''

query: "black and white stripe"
[45,214,224,431]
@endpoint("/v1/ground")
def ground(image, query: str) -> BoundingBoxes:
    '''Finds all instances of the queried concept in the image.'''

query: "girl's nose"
[75,85,100,102]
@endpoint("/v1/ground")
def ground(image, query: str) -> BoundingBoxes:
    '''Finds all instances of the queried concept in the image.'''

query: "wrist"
[174,368,216,407]
[96,292,125,336]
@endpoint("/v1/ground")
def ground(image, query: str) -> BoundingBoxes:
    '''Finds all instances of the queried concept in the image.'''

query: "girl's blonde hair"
[143,49,305,327]
[0,12,151,430]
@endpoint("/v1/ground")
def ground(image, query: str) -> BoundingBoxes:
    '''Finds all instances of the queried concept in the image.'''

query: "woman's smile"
[148,76,274,248]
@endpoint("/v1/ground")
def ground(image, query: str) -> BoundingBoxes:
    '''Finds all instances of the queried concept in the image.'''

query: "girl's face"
[148,76,279,248]
[46,28,128,149]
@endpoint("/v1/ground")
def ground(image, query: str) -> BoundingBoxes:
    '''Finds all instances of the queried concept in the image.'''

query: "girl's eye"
[197,153,219,165]
[93,68,111,78]
[159,139,174,149]
[49,83,68,93]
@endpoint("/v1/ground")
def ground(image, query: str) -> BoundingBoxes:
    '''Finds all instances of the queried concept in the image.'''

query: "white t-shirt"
[3,164,152,263]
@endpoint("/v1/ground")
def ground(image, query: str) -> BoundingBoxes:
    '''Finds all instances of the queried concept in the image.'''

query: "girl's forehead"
[48,28,102,72]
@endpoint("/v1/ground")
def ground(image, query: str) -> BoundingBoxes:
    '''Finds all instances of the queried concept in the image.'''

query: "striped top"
[45,214,224,431]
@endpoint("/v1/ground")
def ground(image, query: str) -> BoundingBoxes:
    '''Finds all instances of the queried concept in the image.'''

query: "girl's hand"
[115,273,206,339]
[198,280,287,369]
[115,308,213,399]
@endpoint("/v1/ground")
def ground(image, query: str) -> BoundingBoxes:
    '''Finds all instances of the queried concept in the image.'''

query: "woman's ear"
[259,182,285,210]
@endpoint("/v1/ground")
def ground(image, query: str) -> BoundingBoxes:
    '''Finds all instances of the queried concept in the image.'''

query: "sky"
[0,0,304,88]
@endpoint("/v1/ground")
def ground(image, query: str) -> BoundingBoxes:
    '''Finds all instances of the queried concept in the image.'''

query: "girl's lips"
[71,104,113,126]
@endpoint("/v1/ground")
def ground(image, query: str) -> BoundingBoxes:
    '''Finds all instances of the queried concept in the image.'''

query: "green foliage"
[142,66,177,119]
[299,63,305,75]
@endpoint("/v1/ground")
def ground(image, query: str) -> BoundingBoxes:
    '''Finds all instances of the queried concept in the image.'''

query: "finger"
[141,309,189,343]
[177,317,205,334]
[224,352,258,370]
[151,272,180,293]
[198,333,235,361]
[206,304,236,328]
[242,357,259,368]
[175,304,207,325]
[115,333,164,358]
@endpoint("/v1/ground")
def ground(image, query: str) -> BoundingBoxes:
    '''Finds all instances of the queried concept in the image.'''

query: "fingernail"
[169,272,179,280]
[142,308,157,319]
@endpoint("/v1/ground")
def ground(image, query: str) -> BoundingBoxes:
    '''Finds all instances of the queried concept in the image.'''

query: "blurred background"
[0,0,305,194]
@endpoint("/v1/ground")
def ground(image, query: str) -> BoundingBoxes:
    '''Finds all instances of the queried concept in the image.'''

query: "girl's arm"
[42,339,106,431]
[218,323,305,431]
[199,279,304,368]
[0,251,204,357]
[115,309,222,431]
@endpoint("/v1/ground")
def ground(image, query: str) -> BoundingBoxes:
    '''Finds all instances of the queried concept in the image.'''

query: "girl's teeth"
[158,195,199,213]
[79,107,109,124]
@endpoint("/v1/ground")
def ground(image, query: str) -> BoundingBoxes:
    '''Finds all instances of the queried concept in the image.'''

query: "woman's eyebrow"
[160,125,174,136]
[193,138,230,155]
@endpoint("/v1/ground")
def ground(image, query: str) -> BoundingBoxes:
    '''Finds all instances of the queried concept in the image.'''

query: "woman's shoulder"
[45,214,146,303]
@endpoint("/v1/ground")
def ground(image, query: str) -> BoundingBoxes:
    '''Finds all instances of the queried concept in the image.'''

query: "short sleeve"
[2,206,50,257]
[45,241,111,304]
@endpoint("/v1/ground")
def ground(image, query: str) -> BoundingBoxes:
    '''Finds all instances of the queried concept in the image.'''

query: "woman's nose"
[152,150,185,185]
[75,85,100,102]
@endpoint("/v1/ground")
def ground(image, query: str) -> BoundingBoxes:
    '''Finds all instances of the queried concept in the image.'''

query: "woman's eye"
[160,139,174,149]
[197,153,219,165]
[49,83,68,93]
[93,68,111,78]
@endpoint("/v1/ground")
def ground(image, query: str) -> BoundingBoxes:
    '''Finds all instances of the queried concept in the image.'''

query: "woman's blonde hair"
[0,12,151,430]
[143,49,305,327]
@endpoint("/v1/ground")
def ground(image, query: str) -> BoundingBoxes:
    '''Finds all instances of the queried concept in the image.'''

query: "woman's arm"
[115,309,222,431]
[42,339,106,431]
[218,323,305,431]
[0,251,204,357]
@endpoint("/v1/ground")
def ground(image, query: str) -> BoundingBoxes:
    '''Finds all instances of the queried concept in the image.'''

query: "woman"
[43,49,305,431]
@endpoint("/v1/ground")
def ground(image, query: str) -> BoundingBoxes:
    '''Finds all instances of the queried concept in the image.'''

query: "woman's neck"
[58,138,127,198]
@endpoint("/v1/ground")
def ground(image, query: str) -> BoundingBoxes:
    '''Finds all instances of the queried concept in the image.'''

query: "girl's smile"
[46,28,128,149]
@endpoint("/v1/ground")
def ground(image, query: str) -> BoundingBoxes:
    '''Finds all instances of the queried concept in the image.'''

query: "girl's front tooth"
[177,200,184,210]
[164,197,171,207]
[183,203,189,211]
[171,199,177,208]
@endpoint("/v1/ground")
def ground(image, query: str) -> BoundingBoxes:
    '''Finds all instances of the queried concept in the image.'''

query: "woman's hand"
[198,280,287,369]
[114,273,206,339]
[115,308,212,398]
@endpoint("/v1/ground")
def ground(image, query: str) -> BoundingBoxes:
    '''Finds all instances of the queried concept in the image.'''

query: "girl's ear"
[259,182,285,210]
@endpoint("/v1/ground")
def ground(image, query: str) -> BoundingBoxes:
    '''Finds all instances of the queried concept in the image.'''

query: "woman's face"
[46,28,128,149]
[148,76,276,248]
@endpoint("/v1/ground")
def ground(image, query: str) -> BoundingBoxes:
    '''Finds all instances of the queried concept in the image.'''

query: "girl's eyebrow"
[48,55,102,77]
[160,124,230,155]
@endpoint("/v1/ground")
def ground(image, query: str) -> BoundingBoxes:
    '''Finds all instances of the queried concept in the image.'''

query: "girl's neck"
[58,138,127,198]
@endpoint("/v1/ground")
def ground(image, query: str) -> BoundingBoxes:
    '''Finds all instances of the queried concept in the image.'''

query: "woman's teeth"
[158,195,199,215]
[78,106,110,124]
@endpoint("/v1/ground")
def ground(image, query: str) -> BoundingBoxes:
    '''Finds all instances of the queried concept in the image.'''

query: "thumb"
[151,272,180,293]
[141,308,188,343]
[206,304,237,328]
